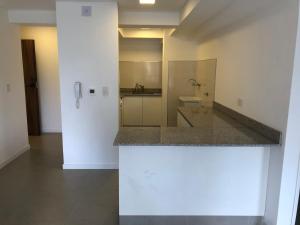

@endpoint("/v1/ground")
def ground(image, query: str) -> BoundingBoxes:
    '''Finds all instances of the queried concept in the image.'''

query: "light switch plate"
[6,83,11,93]
[102,86,109,97]
[89,88,96,96]
[81,6,92,17]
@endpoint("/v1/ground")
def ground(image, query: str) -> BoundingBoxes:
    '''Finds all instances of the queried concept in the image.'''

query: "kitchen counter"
[120,88,162,97]
[116,104,278,222]
[114,105,281,146]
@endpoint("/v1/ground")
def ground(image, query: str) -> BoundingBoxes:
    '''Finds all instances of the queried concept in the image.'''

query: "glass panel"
[167,59,217,127]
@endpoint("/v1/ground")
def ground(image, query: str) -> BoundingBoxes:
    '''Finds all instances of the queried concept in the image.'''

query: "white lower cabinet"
[177,112,192,127]
[143,97,162,126]
[123,97,143,126]
[122,96,161,126]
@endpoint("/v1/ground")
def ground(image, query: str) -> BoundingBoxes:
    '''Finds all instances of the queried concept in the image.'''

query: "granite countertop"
[114,106,280,147]
[120,88,162,97]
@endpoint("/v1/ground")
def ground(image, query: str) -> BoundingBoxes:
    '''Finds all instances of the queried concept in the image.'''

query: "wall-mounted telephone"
[74,82,82,109]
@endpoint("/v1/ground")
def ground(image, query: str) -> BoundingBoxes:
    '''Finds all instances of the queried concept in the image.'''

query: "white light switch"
[81,6,92,17]
[237,98,243,107]
[102,86,109,97]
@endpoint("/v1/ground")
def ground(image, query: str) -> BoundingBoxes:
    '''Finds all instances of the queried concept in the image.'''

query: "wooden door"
[21,40,41,135]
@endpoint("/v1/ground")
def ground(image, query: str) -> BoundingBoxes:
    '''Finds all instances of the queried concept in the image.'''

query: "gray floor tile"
[0,134,119,225]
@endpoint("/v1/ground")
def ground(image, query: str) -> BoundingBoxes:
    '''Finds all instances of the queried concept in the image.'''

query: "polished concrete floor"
[0,134,119,225]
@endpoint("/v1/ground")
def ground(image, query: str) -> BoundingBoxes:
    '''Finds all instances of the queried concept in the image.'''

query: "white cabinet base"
[122,96,162,127]
[122,97,143,126]
[177,112,192,127]
[143,97,162,126]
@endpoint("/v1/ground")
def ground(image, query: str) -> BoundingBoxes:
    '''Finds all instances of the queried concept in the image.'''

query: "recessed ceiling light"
[140,0,155,5]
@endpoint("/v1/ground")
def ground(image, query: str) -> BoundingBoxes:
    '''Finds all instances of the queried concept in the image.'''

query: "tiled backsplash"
[119,61,162,89]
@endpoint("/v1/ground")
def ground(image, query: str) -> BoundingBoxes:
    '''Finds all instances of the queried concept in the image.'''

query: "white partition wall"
[56,1,119,169]
[119,146,270,216]
[0,9,29,169]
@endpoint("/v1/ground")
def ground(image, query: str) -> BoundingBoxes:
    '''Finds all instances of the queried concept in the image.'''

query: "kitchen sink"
[179,96,202,108]
[179,96,202,103]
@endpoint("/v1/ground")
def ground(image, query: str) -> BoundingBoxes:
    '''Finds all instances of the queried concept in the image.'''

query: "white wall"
[120,146,270,216]
[0,8,29,169]
[21,26,61,133]
[276,3,300,224]
[56,1,119,169]
[196,2,297,131]
[119,38,162,61]
[196,2,298,225]
[8,10,56,25]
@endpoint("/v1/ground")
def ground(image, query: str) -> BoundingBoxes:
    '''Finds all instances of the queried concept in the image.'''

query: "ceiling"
[173,0,284,41]
[0,0,56,10]
[0,0,187,11]
[2,0,280,42]
[118,0,187,12]
[119,28,167,38]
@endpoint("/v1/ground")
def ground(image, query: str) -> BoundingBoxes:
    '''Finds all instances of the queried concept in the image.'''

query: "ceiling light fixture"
[139,0,155,5]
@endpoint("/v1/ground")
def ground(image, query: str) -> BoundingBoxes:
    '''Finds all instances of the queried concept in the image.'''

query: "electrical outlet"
[81,6,92,17]
[237,98,243,107]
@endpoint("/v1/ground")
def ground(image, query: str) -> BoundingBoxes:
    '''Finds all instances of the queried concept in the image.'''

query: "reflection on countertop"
[114,104,282,147]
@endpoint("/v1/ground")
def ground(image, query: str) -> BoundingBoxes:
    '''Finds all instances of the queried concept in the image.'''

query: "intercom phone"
[74,82,82,109]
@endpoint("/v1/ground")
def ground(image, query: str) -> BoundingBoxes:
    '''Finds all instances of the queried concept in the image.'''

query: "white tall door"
[123,97,143,126]
[142,97,162,126]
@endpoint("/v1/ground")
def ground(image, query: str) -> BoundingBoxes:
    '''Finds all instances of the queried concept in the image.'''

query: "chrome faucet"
[134,83,145,92]
[188,79,201,87]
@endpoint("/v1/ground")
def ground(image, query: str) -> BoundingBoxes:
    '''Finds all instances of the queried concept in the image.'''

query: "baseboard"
[63,163,118,170]
[42,128,62,133]
[119,216,263,225]
[0,144,30,170]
